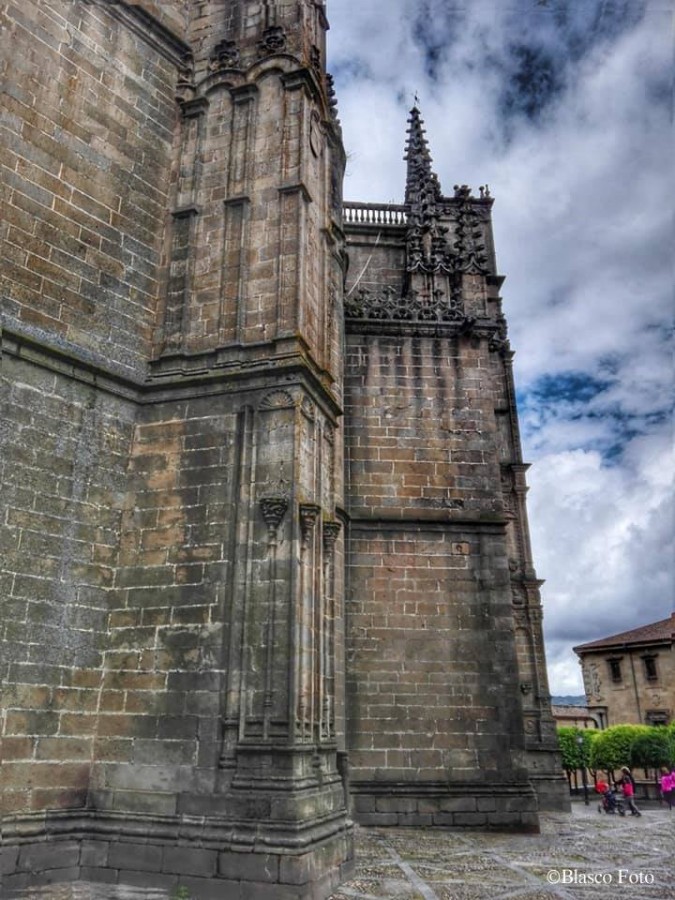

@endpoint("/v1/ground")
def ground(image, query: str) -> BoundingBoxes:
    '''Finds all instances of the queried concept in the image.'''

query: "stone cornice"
[3,325,343,418]
[3,325,143,402]
[108,1,191,68]
[344,316,501,341]
[348,516,509,532]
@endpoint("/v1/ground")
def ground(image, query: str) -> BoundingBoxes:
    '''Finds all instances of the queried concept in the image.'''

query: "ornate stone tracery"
[345,284,471,324]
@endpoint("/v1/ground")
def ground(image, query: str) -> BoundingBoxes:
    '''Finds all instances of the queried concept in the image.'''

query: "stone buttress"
[1,1,352,896]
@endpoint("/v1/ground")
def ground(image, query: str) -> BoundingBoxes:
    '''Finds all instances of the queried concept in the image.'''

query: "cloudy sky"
[326,0,674,694]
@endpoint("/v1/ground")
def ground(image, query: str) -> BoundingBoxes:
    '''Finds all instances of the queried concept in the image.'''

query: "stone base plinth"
[2,810,354,900]
[529,773,572,812]
[350,780,540,832]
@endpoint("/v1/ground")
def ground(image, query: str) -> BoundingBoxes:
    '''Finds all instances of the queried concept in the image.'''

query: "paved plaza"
[9,803,673,900]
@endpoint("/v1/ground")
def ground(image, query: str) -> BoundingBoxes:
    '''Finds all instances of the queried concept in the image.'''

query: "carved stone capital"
[299,503,321,544]
[322,520,342,553]
[259,496,288,534]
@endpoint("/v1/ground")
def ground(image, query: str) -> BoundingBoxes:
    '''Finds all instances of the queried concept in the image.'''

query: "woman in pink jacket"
[660,768,673,810]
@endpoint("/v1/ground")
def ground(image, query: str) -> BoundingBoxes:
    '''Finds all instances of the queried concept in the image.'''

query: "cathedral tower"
[342,107,566,825]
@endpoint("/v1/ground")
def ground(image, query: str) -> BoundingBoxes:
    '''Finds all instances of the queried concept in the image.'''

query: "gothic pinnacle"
[404,105,442,207]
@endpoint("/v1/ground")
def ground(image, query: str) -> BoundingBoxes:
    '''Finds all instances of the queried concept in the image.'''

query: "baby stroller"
[596,782,625,816]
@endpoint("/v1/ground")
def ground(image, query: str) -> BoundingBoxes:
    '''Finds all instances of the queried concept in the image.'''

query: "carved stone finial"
[452,186,489,274]
[403,106,458,275]
[260,496,288,535]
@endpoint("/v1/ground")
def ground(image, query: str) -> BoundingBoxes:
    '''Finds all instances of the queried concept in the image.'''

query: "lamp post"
[577,733,589,805]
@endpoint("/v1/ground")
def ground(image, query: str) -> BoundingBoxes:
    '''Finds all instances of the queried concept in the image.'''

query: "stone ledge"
[3,324,342,415]
[1,825,354,900]
[349,779,539,833]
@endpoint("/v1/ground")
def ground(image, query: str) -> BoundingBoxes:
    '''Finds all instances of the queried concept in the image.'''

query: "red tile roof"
[574,612,675,653]
[552,705,594,718]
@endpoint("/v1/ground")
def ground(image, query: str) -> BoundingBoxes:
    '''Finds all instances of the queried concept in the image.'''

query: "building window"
[642,655,658,682]
[608,658,622,683]
[646,710,669,726]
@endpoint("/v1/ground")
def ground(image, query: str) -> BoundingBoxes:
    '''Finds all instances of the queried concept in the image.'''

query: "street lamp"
[576,733,589,805]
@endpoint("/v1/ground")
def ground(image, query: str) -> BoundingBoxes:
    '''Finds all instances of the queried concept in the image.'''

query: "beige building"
[551,705,601,730]
[574,613,675,727]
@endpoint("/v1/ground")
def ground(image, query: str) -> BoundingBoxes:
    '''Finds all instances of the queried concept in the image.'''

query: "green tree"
[557,727,594,793]
[631,728,675,797]
[589,724,650,776]
[631,729,675,769]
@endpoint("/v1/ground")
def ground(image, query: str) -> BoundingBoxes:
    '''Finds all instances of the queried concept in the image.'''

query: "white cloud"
[529,435,674,692]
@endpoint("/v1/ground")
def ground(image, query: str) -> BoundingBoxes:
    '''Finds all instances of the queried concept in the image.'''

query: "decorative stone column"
[322,520,342,739]
[259,496,289,740]
[298,503,321,740]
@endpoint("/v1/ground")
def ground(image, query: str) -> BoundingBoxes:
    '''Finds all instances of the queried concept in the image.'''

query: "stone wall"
[1,0,184,376]
[1,0,186,819]
[1,353,137,817]
[343,330,537,828]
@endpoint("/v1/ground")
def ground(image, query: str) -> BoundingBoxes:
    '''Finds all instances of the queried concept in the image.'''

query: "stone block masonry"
[2,1,353,897]
[1,352,137,816]
[1,0,182,378]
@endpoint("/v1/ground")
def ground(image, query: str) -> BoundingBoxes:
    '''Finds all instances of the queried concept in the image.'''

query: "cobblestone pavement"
[330,803,673,900]
[12,804,673,900]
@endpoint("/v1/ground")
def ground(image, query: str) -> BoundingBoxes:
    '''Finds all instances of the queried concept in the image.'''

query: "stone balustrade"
[343,201,408,226]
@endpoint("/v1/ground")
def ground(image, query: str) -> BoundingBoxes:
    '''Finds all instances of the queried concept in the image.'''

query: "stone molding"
[3,325,342,416]
[107,1,191,67]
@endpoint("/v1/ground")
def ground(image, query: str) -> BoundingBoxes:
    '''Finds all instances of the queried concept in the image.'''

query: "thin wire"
[345,230,383,297]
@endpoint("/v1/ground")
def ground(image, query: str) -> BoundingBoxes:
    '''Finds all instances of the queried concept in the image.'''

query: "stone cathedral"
[1,1,568,896]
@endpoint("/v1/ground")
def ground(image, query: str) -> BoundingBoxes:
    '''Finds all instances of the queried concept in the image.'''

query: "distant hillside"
[551,695,587,707]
